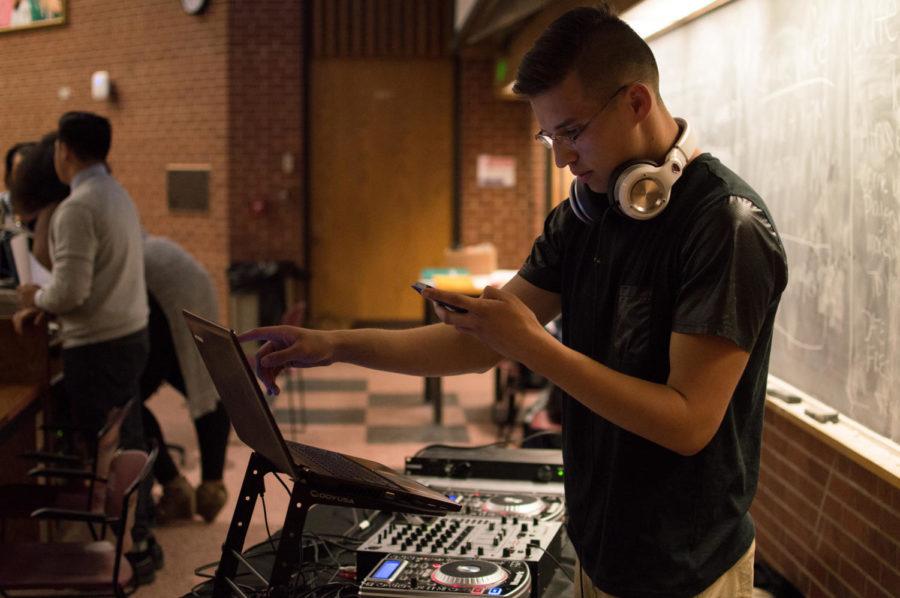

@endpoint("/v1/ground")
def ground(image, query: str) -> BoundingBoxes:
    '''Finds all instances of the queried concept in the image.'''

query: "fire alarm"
[91,71,110,101]
[181,0,209,15]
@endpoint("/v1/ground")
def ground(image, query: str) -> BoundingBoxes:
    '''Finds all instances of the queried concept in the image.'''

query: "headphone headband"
[570,117,698,223]
[666,118,696,173]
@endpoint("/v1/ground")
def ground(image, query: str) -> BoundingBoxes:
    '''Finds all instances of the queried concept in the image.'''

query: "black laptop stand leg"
[269,484,310,594]
[213,452,269,597]
[213,452,313,597]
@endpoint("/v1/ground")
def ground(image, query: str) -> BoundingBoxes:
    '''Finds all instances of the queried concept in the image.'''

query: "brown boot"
[196,480,227,523]
[156,475,195,524]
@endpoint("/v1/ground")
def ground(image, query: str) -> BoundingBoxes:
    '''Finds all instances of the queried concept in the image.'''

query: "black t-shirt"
[519,154,788,598]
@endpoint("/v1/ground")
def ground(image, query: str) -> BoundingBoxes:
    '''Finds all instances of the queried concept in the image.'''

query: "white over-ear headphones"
[570,117,697,223]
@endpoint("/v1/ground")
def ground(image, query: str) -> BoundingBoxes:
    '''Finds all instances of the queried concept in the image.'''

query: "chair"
[521,387,562,449]
[0,446,158,598]
[0,399,136,540]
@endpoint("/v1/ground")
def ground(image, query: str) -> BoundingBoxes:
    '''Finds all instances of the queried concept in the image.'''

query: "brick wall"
[0,0,310,321]
[0,0,231,315]
[1,2,548,315]
[459,53,545,270]
[751,405,899,598]
[227,2,305,267]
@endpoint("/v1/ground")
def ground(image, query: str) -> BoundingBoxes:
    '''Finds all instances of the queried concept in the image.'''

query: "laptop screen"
[183,311,461,516]
[184,311,298,476]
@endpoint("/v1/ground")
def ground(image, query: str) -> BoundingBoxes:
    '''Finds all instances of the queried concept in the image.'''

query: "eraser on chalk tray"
[767,388,802,404]
[804,407,839,424]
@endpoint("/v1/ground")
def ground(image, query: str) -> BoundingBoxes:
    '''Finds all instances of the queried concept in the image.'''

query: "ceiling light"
[621,0,733,40]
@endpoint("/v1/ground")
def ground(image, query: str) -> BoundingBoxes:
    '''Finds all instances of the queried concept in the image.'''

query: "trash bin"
[227,260,304,331]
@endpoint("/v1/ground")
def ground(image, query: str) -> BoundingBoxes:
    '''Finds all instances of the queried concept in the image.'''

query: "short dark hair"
[512,4,660,101]
[10,132,70,217]
[57,111,112,162]
[4,141,36,187]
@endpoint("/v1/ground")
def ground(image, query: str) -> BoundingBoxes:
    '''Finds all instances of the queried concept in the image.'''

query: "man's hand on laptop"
[237,326,336,396]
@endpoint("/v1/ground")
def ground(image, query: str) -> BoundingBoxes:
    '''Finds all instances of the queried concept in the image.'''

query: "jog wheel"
[482,494,546,517]
[431,560,508,588]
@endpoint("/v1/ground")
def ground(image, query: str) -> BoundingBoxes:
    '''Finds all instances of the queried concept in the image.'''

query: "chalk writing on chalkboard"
[651,0,900,442]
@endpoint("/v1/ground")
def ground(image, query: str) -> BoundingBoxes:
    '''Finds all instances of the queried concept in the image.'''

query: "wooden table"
[0,314,50,541]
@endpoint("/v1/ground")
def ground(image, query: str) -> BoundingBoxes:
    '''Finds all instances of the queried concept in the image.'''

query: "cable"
[412,428,562,458]
[193,560,219,580]
[273,471,292,495]
[519,429,562,447]
[412,439,506,457]
[342,509,378,536]
[260,490,278,556]
[529,544,574,584]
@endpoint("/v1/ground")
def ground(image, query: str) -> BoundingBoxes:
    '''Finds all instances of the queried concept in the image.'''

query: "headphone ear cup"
[606,161,639,215]
[570,179,605,224]
[609,160,668,220]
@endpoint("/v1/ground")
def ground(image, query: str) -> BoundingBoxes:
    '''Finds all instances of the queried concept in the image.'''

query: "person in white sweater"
[12,131,231,528]
[14,114,161,585]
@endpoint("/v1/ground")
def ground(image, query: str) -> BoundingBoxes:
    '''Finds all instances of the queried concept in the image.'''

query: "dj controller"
[360,554,532,597]
[356,448,567,597]
[438,488,565,522]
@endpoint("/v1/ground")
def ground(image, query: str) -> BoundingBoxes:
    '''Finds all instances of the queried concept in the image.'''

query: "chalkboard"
[649,0,900,442]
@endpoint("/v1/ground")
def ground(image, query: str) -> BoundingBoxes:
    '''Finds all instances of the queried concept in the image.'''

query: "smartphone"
[411,282,469,314]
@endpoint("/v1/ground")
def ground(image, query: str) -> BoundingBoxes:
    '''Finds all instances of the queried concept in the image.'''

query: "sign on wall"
[0,0,65,34]
[476,154,516,188]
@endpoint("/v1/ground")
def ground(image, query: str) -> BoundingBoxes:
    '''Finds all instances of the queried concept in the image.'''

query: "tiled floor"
[137,362,505,596]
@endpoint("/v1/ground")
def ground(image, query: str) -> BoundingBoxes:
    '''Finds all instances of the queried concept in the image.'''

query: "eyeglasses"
[534,83,632,150]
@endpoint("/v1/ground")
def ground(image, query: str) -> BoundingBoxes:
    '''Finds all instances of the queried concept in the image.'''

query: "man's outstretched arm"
[238,275,561,395]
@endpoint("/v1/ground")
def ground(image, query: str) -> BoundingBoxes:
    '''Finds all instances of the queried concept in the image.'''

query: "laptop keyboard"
[287,442,397,489]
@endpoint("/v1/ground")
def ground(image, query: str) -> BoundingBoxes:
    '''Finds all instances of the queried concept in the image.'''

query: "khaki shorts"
[574,540,756,598]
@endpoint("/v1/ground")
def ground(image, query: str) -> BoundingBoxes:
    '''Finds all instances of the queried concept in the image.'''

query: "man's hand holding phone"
[411,282,469,314]
[413,281,550,367]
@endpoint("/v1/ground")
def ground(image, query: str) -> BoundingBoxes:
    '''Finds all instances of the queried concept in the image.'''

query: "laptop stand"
[213,451,314,598]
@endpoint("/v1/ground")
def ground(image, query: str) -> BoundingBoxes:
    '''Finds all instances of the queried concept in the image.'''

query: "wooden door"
[310,59,453,327]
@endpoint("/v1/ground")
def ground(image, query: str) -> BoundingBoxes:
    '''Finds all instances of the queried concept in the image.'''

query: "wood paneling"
[310,59,453,325]
[311,0,453,58]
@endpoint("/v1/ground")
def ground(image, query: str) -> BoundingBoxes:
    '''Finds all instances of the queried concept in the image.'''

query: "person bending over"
[141,233,231,523]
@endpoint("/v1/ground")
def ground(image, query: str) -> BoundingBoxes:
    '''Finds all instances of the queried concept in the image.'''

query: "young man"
[240,6,787,597]
[15,113,161,582]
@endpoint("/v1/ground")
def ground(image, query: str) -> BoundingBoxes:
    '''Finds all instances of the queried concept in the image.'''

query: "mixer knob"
[502,548,511,558]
